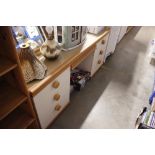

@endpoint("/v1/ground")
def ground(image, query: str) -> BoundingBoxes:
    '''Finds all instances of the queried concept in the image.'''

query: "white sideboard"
[33,67,70,129]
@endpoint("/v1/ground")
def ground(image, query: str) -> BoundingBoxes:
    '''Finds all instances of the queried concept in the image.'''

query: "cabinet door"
[78,34,109,76]
[98,34,109,52]
[117,26,128,43]
[104,26,121,61]
[33,83,55,129]
[78,44,103,76]
[78,48,95,75]
[34,67,70,128]
[97,34,109,64]
[54,67,70,107]
[78,47,100,76]
[91,49,101,76]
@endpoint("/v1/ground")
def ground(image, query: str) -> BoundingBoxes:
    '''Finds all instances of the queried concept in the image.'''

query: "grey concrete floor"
[50,27,155,129]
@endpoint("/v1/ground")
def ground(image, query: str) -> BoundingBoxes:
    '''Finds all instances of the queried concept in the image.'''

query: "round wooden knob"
[52,81,60,88]
[99,50,103,55]
[55,104,61,111]
[101,40,105,44]
[98,60,102,64]
[53,94,61,101]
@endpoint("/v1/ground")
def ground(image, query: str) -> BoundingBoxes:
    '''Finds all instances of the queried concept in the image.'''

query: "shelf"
[0,27,38,129]
[0,108,35,129]
[0,56,17,77]
[0,81,27,120]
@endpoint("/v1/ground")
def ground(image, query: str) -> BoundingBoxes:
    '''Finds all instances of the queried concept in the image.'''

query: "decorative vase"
[18,43,47,83]
[40,26,61,59]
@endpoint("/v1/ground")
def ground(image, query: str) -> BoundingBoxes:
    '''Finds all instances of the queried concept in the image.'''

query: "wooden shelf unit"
[0,106,35,129]
[0,56,17,76]
[0,81,27,120]
[0,27,39,129]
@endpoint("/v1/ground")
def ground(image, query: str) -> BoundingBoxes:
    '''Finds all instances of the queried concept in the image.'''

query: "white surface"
[117,26,128,43]
[33,67,70,128]
[79,35,109,76]
[54,26,87,49]
[104,26,121,61]
[78,50,94,75]
[87,26,105,34]
[148,39,155,59]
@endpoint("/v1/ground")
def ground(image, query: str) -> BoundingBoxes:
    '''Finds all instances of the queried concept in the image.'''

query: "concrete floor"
[50,27,155,129]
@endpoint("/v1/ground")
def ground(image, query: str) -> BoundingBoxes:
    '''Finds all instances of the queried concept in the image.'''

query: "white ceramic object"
[40,39,61,59]
[40,26,61,59]
[87,26,105,34]
[54,26,87,51]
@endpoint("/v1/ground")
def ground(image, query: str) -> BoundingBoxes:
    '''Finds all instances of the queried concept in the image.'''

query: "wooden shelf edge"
[0,82,28,120]
[0,96,27,120]
[22,118,35,129]
[0,56,17,77]
[0,108,35,129]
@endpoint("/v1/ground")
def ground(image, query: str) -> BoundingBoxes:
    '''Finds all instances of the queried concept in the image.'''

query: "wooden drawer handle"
[101,40,105,44]
[99,50,103,55]
[55,104,61,111]
[53,94,61,101]
[52,81,60,88]
[98,60,102,64]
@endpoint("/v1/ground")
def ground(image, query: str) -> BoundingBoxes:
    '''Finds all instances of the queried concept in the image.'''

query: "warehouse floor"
[50,27,155,129]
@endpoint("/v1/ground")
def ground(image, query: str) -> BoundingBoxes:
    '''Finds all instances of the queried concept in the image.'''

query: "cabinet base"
[47,102,70,129]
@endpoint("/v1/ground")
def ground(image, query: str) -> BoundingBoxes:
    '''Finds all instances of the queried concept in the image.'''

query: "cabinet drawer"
[96,33,109,52]
[91,34,109,75]
[117,26,128,43]
[52,68,70,105]
[33,67,70,128]
[78,33,109,76]
[91,54,103,76]
[95,34,109,62]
